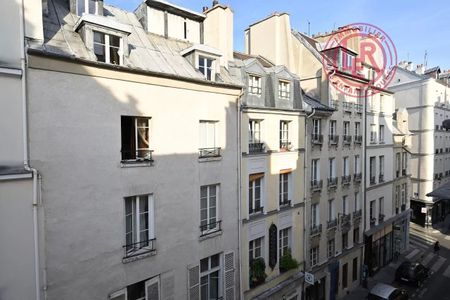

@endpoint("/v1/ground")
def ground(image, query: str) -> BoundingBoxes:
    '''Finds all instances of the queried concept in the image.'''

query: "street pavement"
[344,220,450,300]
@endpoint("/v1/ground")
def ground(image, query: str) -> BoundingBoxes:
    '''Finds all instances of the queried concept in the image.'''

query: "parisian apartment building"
[0,1,415,300]
[389,63,450,227]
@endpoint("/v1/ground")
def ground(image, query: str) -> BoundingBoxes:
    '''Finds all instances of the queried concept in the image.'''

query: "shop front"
[364,225,394,276]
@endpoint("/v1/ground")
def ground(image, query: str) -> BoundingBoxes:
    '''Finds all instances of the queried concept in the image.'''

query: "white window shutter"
[188,265,200,300]
[145,276,160,300]
[224,251,235,300]
[109,289,127,300]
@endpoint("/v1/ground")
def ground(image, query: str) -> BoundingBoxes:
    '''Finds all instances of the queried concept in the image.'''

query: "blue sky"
[108,0,450,70]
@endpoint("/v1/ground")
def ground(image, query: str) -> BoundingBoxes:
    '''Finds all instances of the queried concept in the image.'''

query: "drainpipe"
[362,87,368,280]
[236,88,244,300]
[20,1,42,300]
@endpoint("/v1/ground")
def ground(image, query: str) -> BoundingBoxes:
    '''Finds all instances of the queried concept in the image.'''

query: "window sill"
[198,156,222,163]
[199,229,222,241]
[120,160,154,168]
[122,249,156,264]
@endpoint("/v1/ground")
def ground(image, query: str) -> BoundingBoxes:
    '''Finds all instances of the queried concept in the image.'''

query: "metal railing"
[370,217,377,227]
[327,177,338,188]
[354,104,363,113]
[330,100,339,110]
[311,179,323,191]
[329,134,339,145]
[123,238,156,259]
[379,174,384,183]
[396,170,400,178]
[342,175,352,185]
[200,220,222,237]
[121,149,154,162]
[402,169,406,176]
[378,214,385,222]
[370,176,376,185]
[249,142,265,153]
[249,206,264,215]
[354,135,363,144]
[327,219,338,229]
[343,102,353,112]
[199,147,221,158]
[310,224,322,236]
[311,133,323,145]
[353,209,362,219]
[279,200,292,207]
[280,141,292,151]
[354,173,362,183]
[343,135,352,145]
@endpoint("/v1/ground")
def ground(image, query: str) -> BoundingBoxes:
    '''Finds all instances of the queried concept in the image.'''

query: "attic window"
[94,31,122,65]
[199,56,215,81]
[278,81,290,99]
[77,0,99,16]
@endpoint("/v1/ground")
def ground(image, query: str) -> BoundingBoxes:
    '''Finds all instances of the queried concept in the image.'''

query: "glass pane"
[137,127,149,149]
[201,186,207,198]
[88,0,96,14]
[110,47,120,65]
[199,58,205,68]
[200,258,209,272]
[109,35,120,47]
[201,197,207,210]
[209,195,216,208]
[206,68,212,80]
[200,208,207,222]
[210,271,219,299]
[94,32,105,44]
[77,0,85,15]
[200,276,208,300]
[206,59,213,68]
[139,196,148,213]
[209,207,216,219]
[211,254,220,268]
[94,44,105,62]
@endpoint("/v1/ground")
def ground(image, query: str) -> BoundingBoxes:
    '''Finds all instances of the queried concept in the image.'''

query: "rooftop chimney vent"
[212,0,219,6]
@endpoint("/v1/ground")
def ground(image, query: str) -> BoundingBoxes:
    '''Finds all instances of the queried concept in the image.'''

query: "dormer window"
[278,81,290,99]
[93,31,122,65]
[249,75,262,95]
[198,56,215,81]
[77,0,99,16]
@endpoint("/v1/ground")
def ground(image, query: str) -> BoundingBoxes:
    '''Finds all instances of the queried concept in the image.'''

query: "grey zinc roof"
[32,0,239,85]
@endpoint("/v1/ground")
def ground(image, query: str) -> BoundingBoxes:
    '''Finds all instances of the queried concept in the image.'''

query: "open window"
[76,0,100,16]
[121,116,153,163]
[94,31,122,65]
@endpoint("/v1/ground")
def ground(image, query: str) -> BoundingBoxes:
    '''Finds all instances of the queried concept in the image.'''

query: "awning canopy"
[426,182,450,199]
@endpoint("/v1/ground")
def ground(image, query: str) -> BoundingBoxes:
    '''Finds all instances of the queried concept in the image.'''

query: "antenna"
[424,50,428,69]
[307,20,310,36]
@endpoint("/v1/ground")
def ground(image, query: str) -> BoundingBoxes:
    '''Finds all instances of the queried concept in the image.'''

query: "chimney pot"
[203,6,209,12]
[212,0,219,6]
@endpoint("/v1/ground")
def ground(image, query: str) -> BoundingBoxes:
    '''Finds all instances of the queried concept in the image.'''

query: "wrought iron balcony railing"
[342,175,352,185]
[355,104,363,113]
[249,142,265,154]
[199,147,221,158]
[370,176,376,185]
[311,179,323,191]
[330,100,339,110]
[343,135,352,145]
[249,206,264,215]
[327,219,338,229]
[329,134,339,145]
[353,209,362,221]
[200,220,222,237]
[370,217,376,226]
[354,135,362,144]
[279,199,292,207]
[311,133,323,145]
[310,224,322,236]
[343,102,353,112]
[123,238,156,259]
[354,173,362,183]
[327,177,338,188]
[378,214,385,222]
[379,174,385,183]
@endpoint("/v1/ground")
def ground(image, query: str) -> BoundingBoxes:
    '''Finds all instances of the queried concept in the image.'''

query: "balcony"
[249,206,264,215]
[354,173,362,183]
[199,147,221,158]
[353,209,362,223]
[200,220,222,237]
[343,102,353,112]
[311,133,323,145]
[340,214,351,231]
[328,134,339,146]
[343,135,352,145]
[249,142,265,154]
[354,104,363,113]
[379,174,385,183]
[327,219,338,230]
[342,175,351,185]
[123,238,156,259]
[327,177,338,188]
[378,214,385,223]
[354,135,362,144]
[330,100,339,110]
[311,179,323,192]
[280,141,292,151]
[310,224,322,237]
[370,176,376,185]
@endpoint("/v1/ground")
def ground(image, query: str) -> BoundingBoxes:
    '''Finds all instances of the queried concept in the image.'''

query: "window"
[329,158,336,179]
[355,122,360,136]
[77,0,98,16]
[313,119,321,135]
[402,152,407,173]
[249,75,262,95]
[379,197,384,217]
[395,185,400,212]
[354,192,360,211]
[369,156,376,184]
[310,247,319,267]
[379,94,384,112]
[94,31,121,65]
[199,56,214,80]
[249,237,263,261]
[329,120,337,137]
[401,184,406,205]
[200,185,219,235]
[280,121,290,150]
[342,196,348,214]
[396,153,401,177]
[328,199,336,221]
[249,174,263,214]
[311,203,319,226]
[124,195,155,257]
[342,232,348,250]
[279,228,291,258]
[200,254,221,300]
[343,157,349,176]
[370,200,376,221]
[352,257,358,281]
[279,172,291,206]
[248,119,261,144]
[354,155,360,174]
[370,124,377,143]
[342,263,348,289]
[279,81,290,99]
[121,116,152,162]
[111,276,160,300]
[343,121,350,136]
[379,156,385,181]
[379,125,385,143]
[353,227,360,244]
[199,121,219,157]
[327,239,335,258]
[312,159,320,182]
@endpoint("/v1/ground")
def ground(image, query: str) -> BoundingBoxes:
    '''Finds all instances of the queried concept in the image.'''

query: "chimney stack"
[202,6,209,12]
[212,0,219,6]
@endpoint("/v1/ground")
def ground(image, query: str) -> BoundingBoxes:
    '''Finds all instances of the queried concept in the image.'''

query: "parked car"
[367,283,409,300]
[395,261,429,286]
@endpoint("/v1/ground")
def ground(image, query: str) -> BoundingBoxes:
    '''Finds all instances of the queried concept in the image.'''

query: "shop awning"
[426,182,450,199]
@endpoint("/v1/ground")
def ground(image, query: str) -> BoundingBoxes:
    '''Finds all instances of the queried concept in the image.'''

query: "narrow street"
[345,221,450,300]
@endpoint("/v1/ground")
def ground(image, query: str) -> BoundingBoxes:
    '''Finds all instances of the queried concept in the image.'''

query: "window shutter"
[145,276,160,300]
[109,289,127,300]
[188,265,200,300]
[224,251,235,300]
